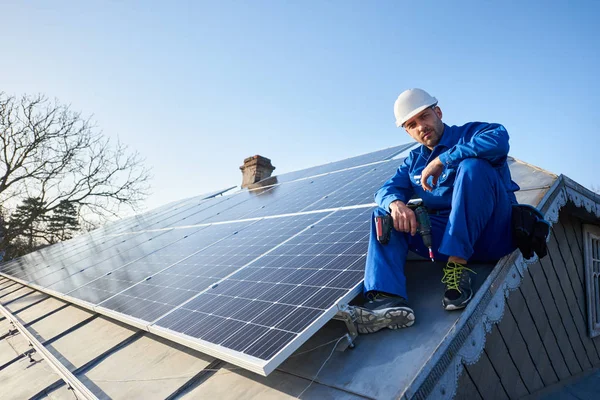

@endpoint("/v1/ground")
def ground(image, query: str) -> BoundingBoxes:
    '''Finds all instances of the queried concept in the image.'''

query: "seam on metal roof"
[164,359,225,399]
[3,289,39,307]
[30,331,146,399]
[10,295,51,316]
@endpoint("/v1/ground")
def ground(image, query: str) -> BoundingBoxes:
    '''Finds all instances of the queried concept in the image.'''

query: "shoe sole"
[443,291,473,311]
[355,306,415,334]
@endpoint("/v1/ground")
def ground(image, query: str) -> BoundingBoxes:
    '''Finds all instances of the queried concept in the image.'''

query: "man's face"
[403,106,444,150]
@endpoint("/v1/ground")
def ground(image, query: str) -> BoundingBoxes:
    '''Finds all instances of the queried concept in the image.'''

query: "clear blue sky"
[2,1,599,212]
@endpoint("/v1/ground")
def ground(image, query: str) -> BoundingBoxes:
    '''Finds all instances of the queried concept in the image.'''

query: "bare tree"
[0,92,151,256]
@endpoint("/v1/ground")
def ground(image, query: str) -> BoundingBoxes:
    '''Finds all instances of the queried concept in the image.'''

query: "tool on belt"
[375,199,435,262]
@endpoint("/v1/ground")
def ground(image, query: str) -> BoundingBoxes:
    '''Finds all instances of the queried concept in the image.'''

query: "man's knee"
[455,158,498,190]
[456,158,493,175]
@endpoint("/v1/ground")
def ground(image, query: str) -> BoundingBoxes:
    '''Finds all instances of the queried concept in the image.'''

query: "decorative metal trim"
[566,187,600,219]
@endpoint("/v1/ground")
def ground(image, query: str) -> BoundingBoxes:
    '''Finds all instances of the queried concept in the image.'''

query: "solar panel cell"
[277,285,321,306]
[243,329,296,360]
[303,287,349,309]
[250,303,296,327]
[185,314,226,339]
[326,269,365,289]
[201,319,246,344]
[220,323,270,352]
[156,308,199,332]
[275,307,324,333]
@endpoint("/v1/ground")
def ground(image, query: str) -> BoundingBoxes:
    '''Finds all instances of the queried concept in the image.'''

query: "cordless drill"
[375,199,435,262]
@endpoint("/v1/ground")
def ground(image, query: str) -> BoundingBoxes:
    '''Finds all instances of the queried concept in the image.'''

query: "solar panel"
[0,193,231,281]
[95,213,325,322]
[0,233,109,281]
[65,222,253,307]
[272,143,414,183]
[152,207,370,372]
[0,143,415,376]
[159,189,276,227]
[98,186,236,234]
[301,160,401,211]
[199,165,376,223]
[31,231,170,286]
[105,192,237,233]
[44,228,206,295]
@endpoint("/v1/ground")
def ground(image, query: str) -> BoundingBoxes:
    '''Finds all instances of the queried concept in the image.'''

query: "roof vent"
[240,155,276,189]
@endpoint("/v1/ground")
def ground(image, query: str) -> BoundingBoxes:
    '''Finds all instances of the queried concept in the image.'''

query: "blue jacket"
[375,122,519,211]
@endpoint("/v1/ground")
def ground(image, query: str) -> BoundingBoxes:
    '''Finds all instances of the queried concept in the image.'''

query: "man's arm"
[420,123,510,192]
[438,122,510,168]
[374,158,418,234]
[374,157,414,211]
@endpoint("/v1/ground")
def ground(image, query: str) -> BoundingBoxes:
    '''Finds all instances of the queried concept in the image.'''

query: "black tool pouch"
[511,204,551,260]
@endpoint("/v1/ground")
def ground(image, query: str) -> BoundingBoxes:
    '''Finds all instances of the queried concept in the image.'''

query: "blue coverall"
[364,122,519,300]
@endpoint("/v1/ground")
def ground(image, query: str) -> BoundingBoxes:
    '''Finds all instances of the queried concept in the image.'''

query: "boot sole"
[355,306,415,334]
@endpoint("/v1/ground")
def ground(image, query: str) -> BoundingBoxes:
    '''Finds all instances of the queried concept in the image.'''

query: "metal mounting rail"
[0,302,98,400]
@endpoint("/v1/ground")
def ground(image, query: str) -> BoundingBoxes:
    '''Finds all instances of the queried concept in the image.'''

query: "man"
[355,88,519,334]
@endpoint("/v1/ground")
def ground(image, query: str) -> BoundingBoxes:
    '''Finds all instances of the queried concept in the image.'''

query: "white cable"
[290,335,346,358]
[296,335,345,399]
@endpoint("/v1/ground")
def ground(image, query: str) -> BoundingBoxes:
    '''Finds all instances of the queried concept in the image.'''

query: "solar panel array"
[0,142,417,375]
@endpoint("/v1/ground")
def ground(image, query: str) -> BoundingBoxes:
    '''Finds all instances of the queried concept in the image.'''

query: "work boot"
[442,261,476,311]
[354,292,415,334]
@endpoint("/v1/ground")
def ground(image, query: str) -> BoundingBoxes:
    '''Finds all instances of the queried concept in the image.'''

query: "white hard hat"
[393,88,438,127]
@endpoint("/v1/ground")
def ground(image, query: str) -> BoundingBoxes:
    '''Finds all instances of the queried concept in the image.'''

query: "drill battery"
[374,214,394,245]
[374,199,435,261]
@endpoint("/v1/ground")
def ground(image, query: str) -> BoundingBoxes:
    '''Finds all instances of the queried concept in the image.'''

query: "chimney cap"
[240,155,276,188]
[240,155,274,169]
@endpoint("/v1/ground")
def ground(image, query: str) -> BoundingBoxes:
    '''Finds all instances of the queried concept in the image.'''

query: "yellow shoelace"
[441,262,476,293]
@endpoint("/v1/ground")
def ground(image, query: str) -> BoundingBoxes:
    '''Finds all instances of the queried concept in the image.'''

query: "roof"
[3,143,595,399]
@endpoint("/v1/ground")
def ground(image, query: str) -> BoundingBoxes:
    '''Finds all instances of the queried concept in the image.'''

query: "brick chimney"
[240,155,276,189]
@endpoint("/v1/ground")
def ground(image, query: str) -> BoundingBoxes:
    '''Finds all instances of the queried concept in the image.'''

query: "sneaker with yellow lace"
[441,262,476,311]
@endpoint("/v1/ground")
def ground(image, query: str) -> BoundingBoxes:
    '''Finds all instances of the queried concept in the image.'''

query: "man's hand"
[421,157,444,192]
[389,201,417,236]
